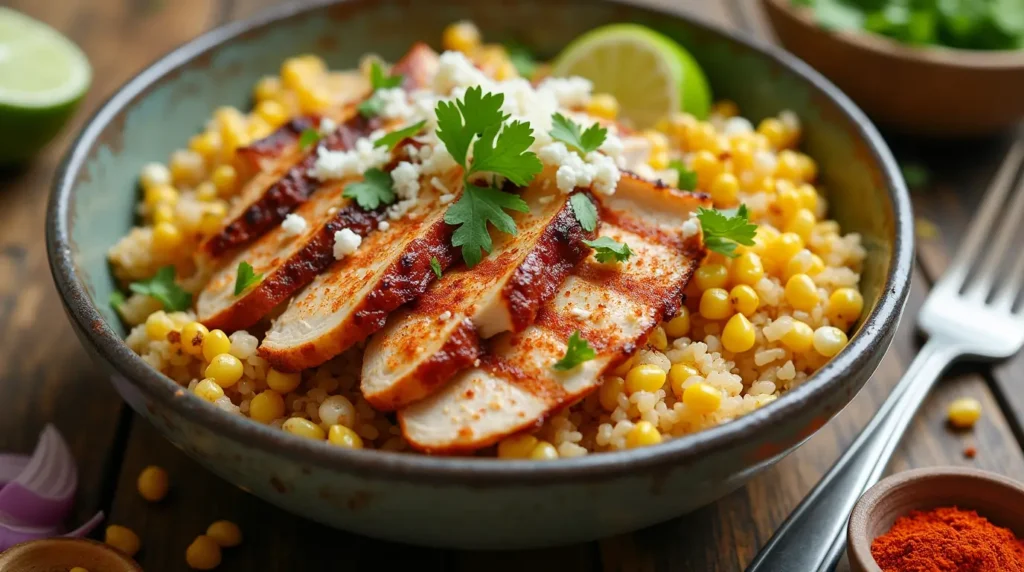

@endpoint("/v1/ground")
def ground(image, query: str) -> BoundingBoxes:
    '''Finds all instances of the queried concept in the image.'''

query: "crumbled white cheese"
[682,212,701,239]
[439,193,456,204]
[431,177,450,194]
[319,117,338,136]
[537,76,593,109]
[537,195,554,205]
[600,132,624,159]
[333,228,362,259]
[587,151,620,196]
[327,207,338,215]
[391,161,421,200]
[312,139,389,181]
[419,141,458,175]
[378,221,390,231]
[375,87,415,121]
[433,51,491,95]
[281,213,308,236]
[439,311,452,321]
[538,142,620,195]
[570,307,592,320]
[723,117,753,137]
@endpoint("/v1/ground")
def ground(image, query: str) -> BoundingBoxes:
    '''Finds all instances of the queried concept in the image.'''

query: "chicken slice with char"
[398,174,708,454]
[361,183,596,411]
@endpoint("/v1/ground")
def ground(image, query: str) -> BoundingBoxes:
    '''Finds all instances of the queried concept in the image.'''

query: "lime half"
[552,24,711,128]
[0,7,91,164]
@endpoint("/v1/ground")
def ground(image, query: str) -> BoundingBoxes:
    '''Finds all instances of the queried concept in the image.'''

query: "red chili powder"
[871,506,1024,572]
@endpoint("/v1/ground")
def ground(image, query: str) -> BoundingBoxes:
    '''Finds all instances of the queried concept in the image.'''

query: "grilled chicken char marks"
[361,186,597,411]
[235,116,318,173]
[259,171,463,372]
[399,176,709,454]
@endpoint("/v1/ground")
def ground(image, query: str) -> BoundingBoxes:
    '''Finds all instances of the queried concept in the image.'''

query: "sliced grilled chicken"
[259,171,462,372]
[399,174,709,454]
[361,184,596,411]
[236,116,320,174]
[200,44,441,260]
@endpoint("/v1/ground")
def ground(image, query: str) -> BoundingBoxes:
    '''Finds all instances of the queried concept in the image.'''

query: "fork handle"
[746,338,959,572]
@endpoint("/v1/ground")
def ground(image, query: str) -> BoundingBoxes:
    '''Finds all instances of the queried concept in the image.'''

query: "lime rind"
[0,7,91,109]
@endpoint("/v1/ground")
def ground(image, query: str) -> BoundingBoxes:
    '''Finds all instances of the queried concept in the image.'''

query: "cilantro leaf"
[670,159,699,191]
[549,113,607,155]
[444,183,529,268]
[358,96,384,119]
[369,60,403,90]
[373,120,427,151]
[344,168,395,210]
[552,330,596,371]
[570,193,598,232]
[435,86,507,167]
[467,120,542,185]
[298,128,321,150]
[504,41,537,78]
[129,266,191,311]
[430,256,443,279]
[233,261,263,296]
[110,291,125,311]
[584,237,633,263]
[697,204,758,258]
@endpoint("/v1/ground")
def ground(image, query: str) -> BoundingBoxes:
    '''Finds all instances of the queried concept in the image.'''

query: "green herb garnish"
[549,112,607,156]
[343,168,396,210]
[358,61,405,118]
[110,291,126,311]
[552,330,596,371]
[696,204,758,258]
[584,237,633,263]
[373,120,427,151]
[504,41,538,78]
[569,193,598,232]
[129,265,191,311]
[298,128,321,150]
[430,256,443,279]
[233,261,263,296]
[670,159,699,191]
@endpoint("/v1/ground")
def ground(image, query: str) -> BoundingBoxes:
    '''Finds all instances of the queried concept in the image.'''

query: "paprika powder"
[871,506,1024,572]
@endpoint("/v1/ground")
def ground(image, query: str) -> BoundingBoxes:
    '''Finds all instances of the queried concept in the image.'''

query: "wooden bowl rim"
[847,466,1024,572]
[764,0,1024,70]
[0,538,142,572]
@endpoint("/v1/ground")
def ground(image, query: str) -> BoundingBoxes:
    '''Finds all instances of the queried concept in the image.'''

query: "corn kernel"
[648,326,668,351]
[194,378,224,403]
[730,285,760,316]
[180,322,208,356]
[775,181,802,219]
[152,222,183,252]
[327,424,364,448]
[683,382,722,414]
[785,208,816,241]
[643,129,670,154]
[202,329,231,361]
[797,184,819,212]
[530,441,559,460]
[700,288,732,320]
[664,307,691,338]
[688,122,721,154]
[105,525,141,557]
[710,172,739,206]
[153,204,175,224]
[249,391,285,423]
[768,232,804,266]
[211,165,237,194]
[198,203,227,235]
[442,20,481,53]
[281,55,325,90]
[785,274,820,311]
[649,151,669,170]
[169,149,205,186]
[781,320,814,353]
[145,311,175,341]
[813,326,848,357]
[775,150,802,180]
[692,150,722,189]
[598,376,625,412]
[625,364,667,393]
[206,521,243,548]
[732,252,765,286]
[722,313,756,353]
[144,183,179,208]
[140,162,171,190]
[282,417,326,440]
[247,116,273,141]
[758,118,787,148]
[191,182,215,202]
[668,364,700,399]
[695,263,729,291]
[785,250,825,280]
[189,130,222,161]
[254,76,282,102]
[137,465,169,502]
[498,434,539,458]
[947,397,982,429]
[626,421,662,448]
[712,100,739,118]
[749,226,779,257]
[297,85,332,114]
[266,368,301,393]
[797,154,818,182]
[731,139,754,171]
[586,93,619,120]
[613,355,635,376]
[205,353,243,388]
[827,288,864,327]
[185,535,222,570]
[255,99,289,129]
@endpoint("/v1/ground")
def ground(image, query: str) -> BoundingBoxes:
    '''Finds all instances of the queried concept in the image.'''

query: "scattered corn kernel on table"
[2,0,1024,570]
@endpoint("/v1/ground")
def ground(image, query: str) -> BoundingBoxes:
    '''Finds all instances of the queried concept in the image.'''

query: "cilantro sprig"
[696,204,757,258]
[373,120,426,152]
[233,261,263,296]
[430,256,443,279]
[584,237,633,264]
[298,128,322,151]
[550,113,607,155]
[359,61,404,118]
[670,159,698,191]
[344,168,395,210]
[129,265,191,311]
[436,86,542,267]
[552,330,596,371]
[569,193,598,232]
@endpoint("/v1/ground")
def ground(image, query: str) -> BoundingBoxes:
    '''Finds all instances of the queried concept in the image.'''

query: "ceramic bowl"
[0,538,141,572]
[847,467,1024,572]
[762,0,1024,137]
[46,0,913,549]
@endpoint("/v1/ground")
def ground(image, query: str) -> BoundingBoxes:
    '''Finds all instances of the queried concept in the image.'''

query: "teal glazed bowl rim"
[46,0,913,485]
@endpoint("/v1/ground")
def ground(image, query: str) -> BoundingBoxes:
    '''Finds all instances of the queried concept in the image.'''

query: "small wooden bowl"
[847,467,1024,572]
[0,538,141,572]
[761,0,1024,137]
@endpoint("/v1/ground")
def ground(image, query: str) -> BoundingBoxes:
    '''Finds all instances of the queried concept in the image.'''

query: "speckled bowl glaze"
[46,0,912,549]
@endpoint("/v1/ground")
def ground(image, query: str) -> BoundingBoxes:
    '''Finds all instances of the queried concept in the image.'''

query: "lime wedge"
[552,24,711,128]
[0,7,91,164]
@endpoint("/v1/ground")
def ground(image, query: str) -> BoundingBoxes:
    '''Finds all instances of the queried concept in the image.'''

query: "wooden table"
[2,1,1022,570]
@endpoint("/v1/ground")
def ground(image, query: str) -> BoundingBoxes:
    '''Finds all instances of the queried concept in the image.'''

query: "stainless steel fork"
[747,137,1024,572]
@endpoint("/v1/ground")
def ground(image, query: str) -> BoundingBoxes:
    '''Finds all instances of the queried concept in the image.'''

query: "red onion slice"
[0,455,30,489]
[0,425,77,527]
[0,510,105,551]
